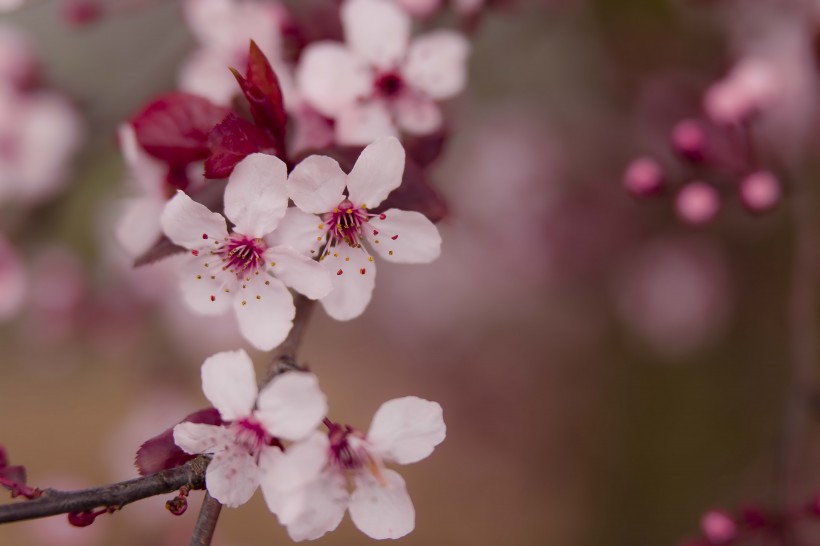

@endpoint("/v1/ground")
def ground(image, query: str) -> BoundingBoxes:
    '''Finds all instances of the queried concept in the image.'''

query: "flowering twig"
[0,456,208,524]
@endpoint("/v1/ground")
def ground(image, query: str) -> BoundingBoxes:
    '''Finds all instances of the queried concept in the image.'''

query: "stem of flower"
[189,493,222,546]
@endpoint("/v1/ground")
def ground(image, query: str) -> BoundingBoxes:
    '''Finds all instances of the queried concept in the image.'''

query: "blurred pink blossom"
[676,181,720,225]
[700,510,737,545]
[623,156,664,197]
[0,25,36,88]
[738,170,780,213]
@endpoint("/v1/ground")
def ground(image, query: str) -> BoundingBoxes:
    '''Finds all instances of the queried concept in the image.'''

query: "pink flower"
[261,396,446,540]
[704,58,779,125]
[174,349,327,507]
[297,0,470,144]
[160,153,332,350]
[676,181,720,225]
[739,170,780,213]
[280,137,442,320]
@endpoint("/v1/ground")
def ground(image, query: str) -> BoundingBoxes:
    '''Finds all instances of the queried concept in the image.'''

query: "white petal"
[173,422,230,455]
[403,31,470,100]
[394,94,442,135]
[178,256,235,316]
[260,431,330,493]
[178,50,239,106]
[256,372,327,441]
[206,444,260,508]
[274,470,349,541]
[297,42,372,118]
[116,197,165,258]
[201,349,258,421]
[335,100,398,146]
[161,191,230,249]
[319,244,376,321]
[265,208,325,258]
[365,208,441,263]
[349,469,415,539]
[346,137,405,208]
[266,245,332,300]
[232,275,295,351]
[118,123,165,196]
[342,0,410,70]
[224,153,289,238]
[286,155,346,214]
[367,397,446,464]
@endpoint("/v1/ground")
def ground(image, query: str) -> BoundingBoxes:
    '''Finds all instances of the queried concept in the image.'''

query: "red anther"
[391,235,398,240]
[337,269,343,275]
[210,295,215,301]
[360,268,366,275]
[379,214,386,220]
[373,230,379,235]
[202,233,209,239]
[192,250,199,256]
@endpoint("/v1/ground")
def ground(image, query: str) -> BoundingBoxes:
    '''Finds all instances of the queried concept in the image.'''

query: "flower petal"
[232,275,295,351]
[265,245,332,300]
[224,153,289,238]
[346,136,405,208]
[172,422,229,455]
[403,31,470,100]
[367,397,446,464]
[116,197,165,258]
[297,42,371,118]
[286,155,346,214]
[335,100,398,146]
[179,49,239,106]
[260,431,330,493]
[265,208,325,257]
[365,208,441,263]
[118,123,165,197]
[319,244,376,321]
[206,444,260,508]
[178,256,235,316]
[349,469,415,539]
[394,94,442,135]
[271,469,349,541]
[342,0,410,70]
[256,372,327,441]
[201,349,258,421]
[161,190,230,249]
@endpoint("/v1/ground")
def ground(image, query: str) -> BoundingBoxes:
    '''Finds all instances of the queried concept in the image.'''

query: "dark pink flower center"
[324,199,368,249]
[215,234,267,280]
[374,72,405,99]
[232,418,272,457]
[327,422,370,471]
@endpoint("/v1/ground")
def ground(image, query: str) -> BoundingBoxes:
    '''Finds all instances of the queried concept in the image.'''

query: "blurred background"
[0,0,817,545]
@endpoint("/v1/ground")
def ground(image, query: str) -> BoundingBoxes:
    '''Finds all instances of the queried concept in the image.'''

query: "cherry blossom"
[160,152,332,350]
[279,136,442,320]
[260,396,445,540]
[173,349,327,507]
[297,0,470,144]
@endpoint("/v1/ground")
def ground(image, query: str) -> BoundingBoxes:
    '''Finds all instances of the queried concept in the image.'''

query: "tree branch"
[0,456,208,524]
[189,493,222,546]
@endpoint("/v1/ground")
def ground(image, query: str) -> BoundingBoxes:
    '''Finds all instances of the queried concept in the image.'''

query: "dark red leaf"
[241,40,288,146]
[135,408,222,476]
[0,445,7,468]
[132,92,231,166]
[205,112,278,179]
[402,129,448,168]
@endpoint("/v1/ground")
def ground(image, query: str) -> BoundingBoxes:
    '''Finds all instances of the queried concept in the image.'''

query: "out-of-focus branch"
[775,174,819,541]
[0,456,208,524]
[189,493,222,546]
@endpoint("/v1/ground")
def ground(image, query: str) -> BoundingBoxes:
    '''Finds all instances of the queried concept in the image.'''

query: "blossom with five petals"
[160,152,332,350]
[173,349,327,507]
[260,396,446,540]
[275,136,442,320]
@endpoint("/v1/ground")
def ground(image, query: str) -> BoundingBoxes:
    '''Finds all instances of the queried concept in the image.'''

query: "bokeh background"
[0,0,816,545]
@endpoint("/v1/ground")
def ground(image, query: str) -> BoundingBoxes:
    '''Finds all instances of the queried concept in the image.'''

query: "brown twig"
[0,456,208,524]
[189,493,222,546]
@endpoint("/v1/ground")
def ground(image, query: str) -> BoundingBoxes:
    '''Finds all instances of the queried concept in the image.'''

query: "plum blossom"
[174,349,327,507]
[159,153,332,350]
[297,0,470,144]
[261,396,446,540]
[278,136,441,320]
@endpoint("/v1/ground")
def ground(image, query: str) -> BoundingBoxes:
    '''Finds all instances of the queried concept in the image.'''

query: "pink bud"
[676,182,720,225]
[624,157,664,197]
[739,171,780,213]
[61,0,102,26]
[672,120,707,161]
[701,510,737,545]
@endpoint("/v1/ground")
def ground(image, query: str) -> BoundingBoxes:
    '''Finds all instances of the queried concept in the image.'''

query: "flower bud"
[623,157,664,197]
[672,120,707,162]
[739,171,780,213]
[676,182,720,225]
[700,510,737,545]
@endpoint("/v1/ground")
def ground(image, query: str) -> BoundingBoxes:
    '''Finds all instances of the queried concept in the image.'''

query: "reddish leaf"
[402,128,448,169]
[241,40,288,146]
[205,112,278,179]
[135,408,222,476]
[132,92,231,166]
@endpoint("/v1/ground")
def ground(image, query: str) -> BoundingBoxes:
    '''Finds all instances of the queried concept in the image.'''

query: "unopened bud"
[624,157,664,197]
[739,171,780,213]
[701,510,737,545]
[676,182,720,225]
[672,120,707,161]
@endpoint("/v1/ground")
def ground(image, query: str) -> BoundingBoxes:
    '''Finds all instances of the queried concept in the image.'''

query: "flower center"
[326,421,384,481]
[232,418,272,457]
[374,72,404,99]
[215,234,267,280]
[324,199,368,250]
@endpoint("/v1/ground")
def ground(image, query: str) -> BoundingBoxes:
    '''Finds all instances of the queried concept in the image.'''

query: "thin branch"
[0,456,208,524]
[189,493,222,546]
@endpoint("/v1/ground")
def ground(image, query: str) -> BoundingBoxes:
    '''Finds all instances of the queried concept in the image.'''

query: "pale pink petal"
[116,197,164,258]
[183,0,283,58]
[260,431,330,492]
[272,469,349,541]
[349,469,415,539]
[394,94,442,135]
[367,397,446,464]
[265,208,325,257]
[320,244,376,321]
[118,124,165,197]
[224,153,289,237]
[346,136,405,207]
[365,208,441,263]
[286,155,346,214]
[396,0,442,18]
[161,191,230,250]
[403,31,470,100]
[335,100,398,146]
[232,275,295,351]
[256,372,327,441]
[342,0,410,70]
[178,256,235,315]
[201,349,258,421]
[179,50,240,106]
[266,246,333,300]
[173,422,230,455]
[0,238,25,321]
[206,443,260,508]
[297,42,372,118]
